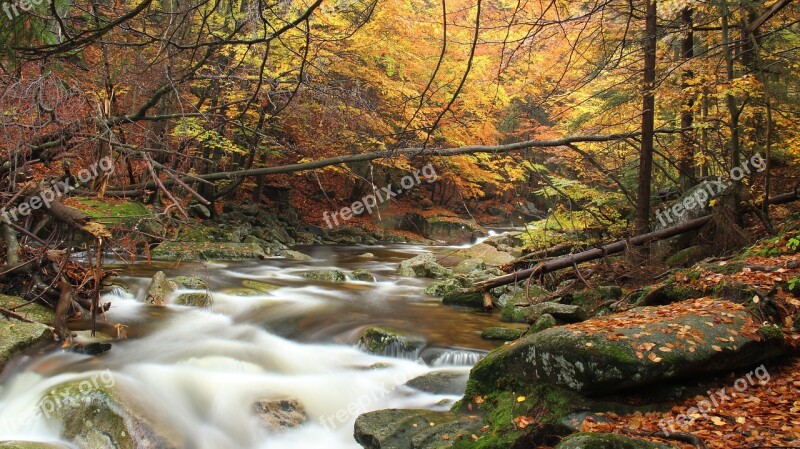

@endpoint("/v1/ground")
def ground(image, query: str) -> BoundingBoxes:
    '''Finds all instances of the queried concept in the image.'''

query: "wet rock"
[299,270,346,283]
[0,295,55,325]
[525,313,558,336]
[173,276,207,290]
[358,327,425,358]
[252,398,307,431]
[0,320,53,372]
[354,409,480,449]
[43,381,183,449]
[151,242,268,261]
[175,292,213,308]
[278,250,311,260]
[358,253,375,258]
[397,254,452,279]
[453,243,514,266]
[0,442,72,449]
[469,298,790,394]
[524,302,588,324]
[219,288,263,297]
[480,327,522,341]
[405,371,468,395]
[555,433,677,449]
[242,280,281,292]
[188,204,211,219]
[397,212,485,245]
[350,269,376,282]
[145,271,177,306]
[498,286,548,323]
[453,258,486,274]
[442,289,484,309]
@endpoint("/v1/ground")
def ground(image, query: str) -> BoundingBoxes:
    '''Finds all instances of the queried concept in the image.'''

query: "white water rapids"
[0,245,504,448]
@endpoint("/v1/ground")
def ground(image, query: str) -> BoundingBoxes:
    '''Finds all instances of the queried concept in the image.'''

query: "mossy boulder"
[454,258,487,274]
[525,314,558,336]
[299,270,346,283]
[665,245,713,268]
[555,433,677,449]
[525,302,587,324]
[43,381,183,449]
[354,409,480,449]
[469,298,789,394]
[174,292,213,308]
[351,269,376,282]
[425,278,469,297]
[481,327,522,341]
[498,286,548,323]
[397,254,452,279]
[242,280,281,292]
[151,242,268,261]
[279,250,312,260]
[0,295,55,325]
[405,371,469,395]
[442,289,484,309]
[0,319,53,372]
[173,276,207,290]
[358,327,426,358]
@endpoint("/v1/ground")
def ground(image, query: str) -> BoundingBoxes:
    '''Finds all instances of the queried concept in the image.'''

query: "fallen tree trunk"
[474,188,800,292]
[47,199,111,240]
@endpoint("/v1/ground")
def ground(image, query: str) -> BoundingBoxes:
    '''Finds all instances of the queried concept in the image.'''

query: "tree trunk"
[678,7,696,189]
[635,0,658,235]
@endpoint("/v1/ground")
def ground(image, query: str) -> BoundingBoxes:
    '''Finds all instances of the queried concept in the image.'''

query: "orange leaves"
[513,416,536,429]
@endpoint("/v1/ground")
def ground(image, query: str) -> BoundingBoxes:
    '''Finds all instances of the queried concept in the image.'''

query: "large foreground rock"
[470,298,789,394]
[43,380,182,449]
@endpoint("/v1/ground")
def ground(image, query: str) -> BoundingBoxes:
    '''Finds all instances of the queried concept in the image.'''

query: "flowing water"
[0,244,514,448]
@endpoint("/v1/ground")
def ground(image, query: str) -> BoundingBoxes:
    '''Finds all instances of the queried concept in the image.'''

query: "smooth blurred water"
[0,244,512,448]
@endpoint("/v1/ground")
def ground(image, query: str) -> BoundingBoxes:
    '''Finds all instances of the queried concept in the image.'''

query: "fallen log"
[474,187,800,291]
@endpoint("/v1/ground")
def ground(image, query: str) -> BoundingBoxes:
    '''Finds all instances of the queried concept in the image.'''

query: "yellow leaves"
[712,345,724,352]
[647,352,663,363]
[710,416,727,426]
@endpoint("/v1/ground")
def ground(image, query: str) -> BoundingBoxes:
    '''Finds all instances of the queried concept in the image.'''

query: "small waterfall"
[429,349,486,367]
[356,341,422,360]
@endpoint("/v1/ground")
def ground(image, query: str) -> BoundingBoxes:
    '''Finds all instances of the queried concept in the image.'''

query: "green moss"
[70,198,151,225]
[758,324,784,341]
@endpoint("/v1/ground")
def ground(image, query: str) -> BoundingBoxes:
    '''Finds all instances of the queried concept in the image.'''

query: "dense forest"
[0,0,799,448]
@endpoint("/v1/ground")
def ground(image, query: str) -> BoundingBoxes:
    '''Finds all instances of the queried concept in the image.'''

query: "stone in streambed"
[453,243,514,266]
[442,289,484,309]
[0,443,72,449]
[350,269,376,282]
[43,380,183,449]
[354,409,480,449]
[174,292,213,308]
[144,271,176,306]
[0,320,53,372]
[524,302,588,323]
[242,280,281,292]
[396,254,452,279]
[481,327,522,341]
[0,295,55,325]
[405,371,468,395]
[151,242,268,261]
[173,276,207,290]
[252,398,307,431]
[358,327,425,358]
[300,270,346,283]
[525,313,558,336]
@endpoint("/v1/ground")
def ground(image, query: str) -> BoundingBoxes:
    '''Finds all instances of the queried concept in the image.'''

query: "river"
[0,243,509,448]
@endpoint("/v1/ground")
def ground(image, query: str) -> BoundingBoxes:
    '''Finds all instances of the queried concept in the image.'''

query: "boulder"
[469,298,789,394]
[453,243,514,266]
[442,289,484,309]
[424,278,469,297]
[555,433,677,449]
[252,398,307,431]
[144,271,176,306]
[358,327,425,358]
[299,270,346,283]
[524,302,588,323]
[405,371,468,395]
[350,269,376,282]
[525,313,558,336]
[498,286,548,323]
[453,258,486,274]
[279,250,312,260]
[174,292,213,308]
[0,320,53,372]
[173,276,207,290]
[241,280,281,292]
[151,242,268,261]
[354,409,480,449]
[188,204,211,219]
[396,254,452,279]
[480,327,522,341]
[397,212,485,245]
[42,381,182,449]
